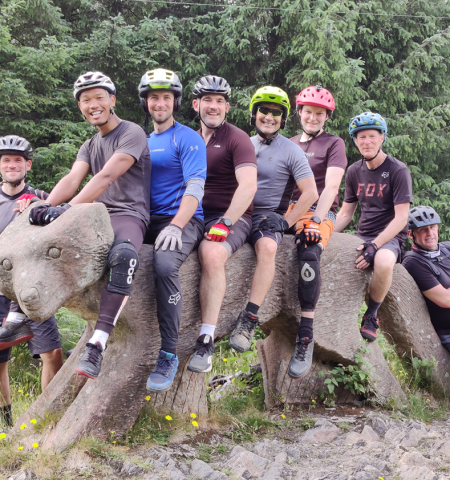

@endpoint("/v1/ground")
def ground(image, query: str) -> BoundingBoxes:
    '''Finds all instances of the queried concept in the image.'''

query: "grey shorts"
[0,296,61,364]
[355,234,404,263]
[203,214,252,257]
[250,230,283,247]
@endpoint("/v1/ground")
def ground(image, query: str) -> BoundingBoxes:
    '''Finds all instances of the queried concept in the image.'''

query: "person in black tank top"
[403,206,450,351]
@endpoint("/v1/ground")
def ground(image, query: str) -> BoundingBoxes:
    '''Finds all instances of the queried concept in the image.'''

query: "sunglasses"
[257,106,284,117]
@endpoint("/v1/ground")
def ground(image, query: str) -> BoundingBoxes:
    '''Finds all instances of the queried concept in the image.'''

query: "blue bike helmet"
[349,112,388,144]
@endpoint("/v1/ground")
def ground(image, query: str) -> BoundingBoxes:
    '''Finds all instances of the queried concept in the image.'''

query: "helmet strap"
[144,113,150,136]
[1,173,26,188]
[361,147,381,162]
[255,125,279,145]
[96,107,115,128]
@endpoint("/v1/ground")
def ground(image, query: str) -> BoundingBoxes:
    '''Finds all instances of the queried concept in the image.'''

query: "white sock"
[5,312,26,325]
[200,323,216,341]
[89,330,109,350]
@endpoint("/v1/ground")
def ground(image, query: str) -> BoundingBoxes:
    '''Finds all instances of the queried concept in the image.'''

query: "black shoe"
[360,314,379,342]
[187,334,215,373]
[229,309,261,353]
[0,320,34,351]
[75,342,103,379]
[288,337,314,379]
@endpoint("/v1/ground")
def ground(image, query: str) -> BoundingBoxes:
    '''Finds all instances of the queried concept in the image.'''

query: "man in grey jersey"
[228,86,318,379]
[0,135,63,428]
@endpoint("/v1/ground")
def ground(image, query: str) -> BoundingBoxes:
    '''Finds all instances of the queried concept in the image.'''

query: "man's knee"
[106,240,139,295]
[297,244,322,311]
[153,251,180,279]
[255,238,278,261]
[373,249,396,273]
[199,241,228,270]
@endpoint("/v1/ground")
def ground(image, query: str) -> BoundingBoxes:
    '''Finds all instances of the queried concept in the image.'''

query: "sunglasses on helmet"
[257,106,284,117]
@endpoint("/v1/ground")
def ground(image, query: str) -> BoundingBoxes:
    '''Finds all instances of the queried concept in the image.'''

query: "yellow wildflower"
[32,443,39,448]
[18,446,23,450]
[18,390,23,393]
[20,424,27,430]
[281,414,286,419]
[0,433,6,439]
[165,415,172,421]
[30,419,37,424]
[25,393,29,397]
[223,358,227,362]
[190,413,196,418]
[145,396,151,401]
[192,421,199,427]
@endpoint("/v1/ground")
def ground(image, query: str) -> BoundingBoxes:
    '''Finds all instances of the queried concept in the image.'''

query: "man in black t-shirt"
[402,206,450,351]
[0,135,63,428]
[335,112,413,342]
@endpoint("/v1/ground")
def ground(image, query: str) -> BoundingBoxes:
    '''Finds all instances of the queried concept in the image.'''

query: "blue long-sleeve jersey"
[148,122,207,219]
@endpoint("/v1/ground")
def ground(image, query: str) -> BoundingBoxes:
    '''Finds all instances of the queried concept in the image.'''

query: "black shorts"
[0,296,61,364]
[203,213,252,257]
[355,234,404,263]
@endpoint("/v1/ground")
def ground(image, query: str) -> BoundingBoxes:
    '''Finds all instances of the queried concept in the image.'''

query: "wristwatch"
[219,217,233,228]
[310,215,322,224]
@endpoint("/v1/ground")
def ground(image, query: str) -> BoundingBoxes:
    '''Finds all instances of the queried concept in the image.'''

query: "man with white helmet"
[187,75,258,374]
[403,206,450,351]
[228,86,318,379]
[335,112,413,341]
[137,68,206,392]
[0,135,63,427]
[28,71,151,379]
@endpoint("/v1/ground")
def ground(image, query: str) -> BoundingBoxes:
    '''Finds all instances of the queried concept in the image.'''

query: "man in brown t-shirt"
[284,85,347,378]
[187,75,257,374]
[335,112,412,342]
[28,71,151,379]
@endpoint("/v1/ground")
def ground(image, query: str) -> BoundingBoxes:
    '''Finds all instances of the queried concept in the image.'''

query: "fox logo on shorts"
[169,292,181,305]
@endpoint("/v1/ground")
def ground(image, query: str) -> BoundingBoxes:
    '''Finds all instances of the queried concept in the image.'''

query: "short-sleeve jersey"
[76,120,151,226]
[344,156,413,241]
[251,134,313,216]
[290,131,347,212]
[148,122,206,220]
[0,185,48,235]
[200,122,257,217]
[402,242,450,334]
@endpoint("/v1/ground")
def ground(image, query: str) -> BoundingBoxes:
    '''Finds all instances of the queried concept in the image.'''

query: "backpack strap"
[404,251,441,276]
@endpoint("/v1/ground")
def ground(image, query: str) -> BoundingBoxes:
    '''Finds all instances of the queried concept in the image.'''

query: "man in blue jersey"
[138,68,207,392]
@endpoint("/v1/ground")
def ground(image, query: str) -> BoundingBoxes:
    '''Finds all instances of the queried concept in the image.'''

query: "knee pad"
[105,240,139,295]
[297,243,322,312]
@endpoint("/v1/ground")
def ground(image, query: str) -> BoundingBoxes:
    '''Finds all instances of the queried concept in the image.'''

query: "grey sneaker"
[288,337,314,379]
[75,342,104,379]
[229,309,261,353]
[0,319,34,350]
[187,334,215,373]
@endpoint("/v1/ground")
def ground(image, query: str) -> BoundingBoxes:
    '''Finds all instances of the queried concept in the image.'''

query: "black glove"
[362,242,378,265]
[29,203,71,226]
[258,212,290,233]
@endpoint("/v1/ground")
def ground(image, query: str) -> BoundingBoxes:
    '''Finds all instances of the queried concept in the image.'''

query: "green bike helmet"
[249,86,290,129]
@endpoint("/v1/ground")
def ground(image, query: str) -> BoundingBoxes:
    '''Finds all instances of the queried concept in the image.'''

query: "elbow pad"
[183,178,205,203]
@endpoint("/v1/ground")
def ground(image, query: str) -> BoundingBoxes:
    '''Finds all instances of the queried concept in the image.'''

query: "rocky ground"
[5,408,450,480]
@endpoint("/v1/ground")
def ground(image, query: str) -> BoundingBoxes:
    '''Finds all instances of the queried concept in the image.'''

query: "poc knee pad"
[297,243,322,312]
[105,240,140,295]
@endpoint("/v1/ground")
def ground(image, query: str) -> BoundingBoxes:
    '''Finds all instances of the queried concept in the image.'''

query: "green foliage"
[2,0,450,236]
[318,345,376,398]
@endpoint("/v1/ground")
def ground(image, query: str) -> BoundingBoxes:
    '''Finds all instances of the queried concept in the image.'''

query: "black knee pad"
[105,240,139,295]
[297,243,322,312]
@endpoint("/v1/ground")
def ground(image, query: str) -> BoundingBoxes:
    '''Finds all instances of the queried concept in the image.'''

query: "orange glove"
[303,219,322,244]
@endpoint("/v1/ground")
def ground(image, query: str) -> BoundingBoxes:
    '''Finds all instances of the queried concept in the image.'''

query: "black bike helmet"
[408,206,441,230]
[192,75,231,100]
[138,68,183,113]
[0,135,33,160]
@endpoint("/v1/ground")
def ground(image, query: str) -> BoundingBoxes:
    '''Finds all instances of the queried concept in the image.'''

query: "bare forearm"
[46,177,81,206]
[224,185,256,224]
[314,186,339,221]
[69,174,114,205]
[373,216,407,247]
[334,209,353,232]
[171,196,199,229]
[285,190,318,227]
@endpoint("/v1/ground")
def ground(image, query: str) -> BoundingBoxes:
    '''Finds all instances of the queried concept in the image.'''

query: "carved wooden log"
[0,204,444,451]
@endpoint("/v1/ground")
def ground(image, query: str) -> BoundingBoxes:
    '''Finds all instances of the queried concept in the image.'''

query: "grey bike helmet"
[138,68,183,113]
[73,71,116,100]
[192,75,231,100]
[0,135,33,160]
[408,206,441,230]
